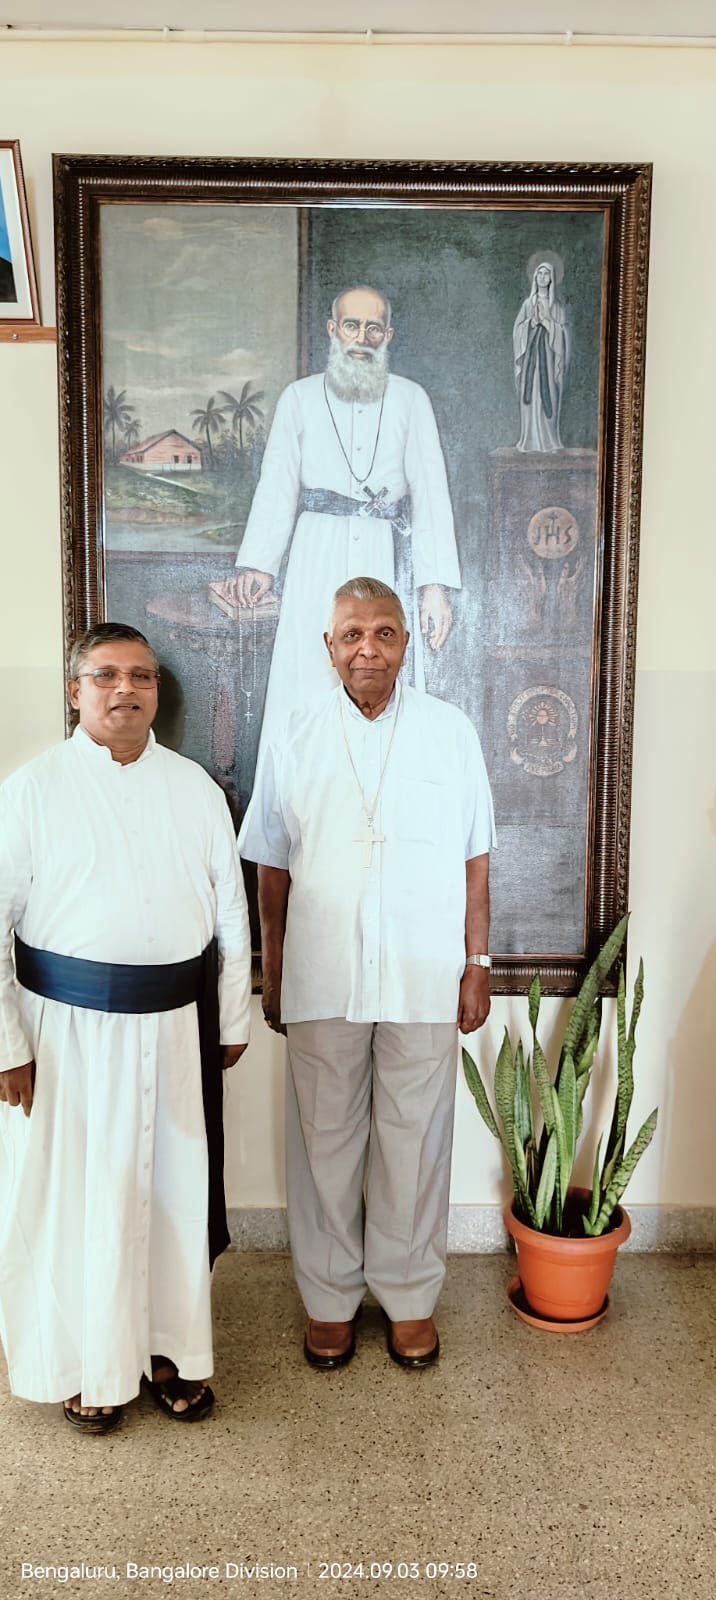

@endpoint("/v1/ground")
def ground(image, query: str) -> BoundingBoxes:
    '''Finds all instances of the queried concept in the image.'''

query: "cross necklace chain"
[339,684,403,867]
[323,378,385,487]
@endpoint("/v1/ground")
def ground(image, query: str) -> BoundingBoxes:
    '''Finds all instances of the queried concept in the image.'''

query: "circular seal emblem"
[508,685,578,777]
[527,506,579,560]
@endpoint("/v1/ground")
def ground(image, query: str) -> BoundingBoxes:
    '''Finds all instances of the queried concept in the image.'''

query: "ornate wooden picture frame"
[54,155,651,993]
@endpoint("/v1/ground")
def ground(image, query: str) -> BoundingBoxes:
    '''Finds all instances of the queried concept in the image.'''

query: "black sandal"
[143,1360,214,1422]
[63,1401,123,1434]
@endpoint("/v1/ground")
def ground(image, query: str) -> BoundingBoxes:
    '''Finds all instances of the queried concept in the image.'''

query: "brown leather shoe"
[304,1318,357,1369]
[386,1316,440,1368]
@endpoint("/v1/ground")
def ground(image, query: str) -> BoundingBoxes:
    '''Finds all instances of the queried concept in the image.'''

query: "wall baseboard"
[227,1205,716,1254]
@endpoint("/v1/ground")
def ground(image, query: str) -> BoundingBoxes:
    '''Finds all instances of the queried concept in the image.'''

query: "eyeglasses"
[74,667,160,686]
[338,318,388,346]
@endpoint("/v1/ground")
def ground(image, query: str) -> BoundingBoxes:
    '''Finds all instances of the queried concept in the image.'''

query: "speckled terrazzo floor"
[1,1253,714,1600]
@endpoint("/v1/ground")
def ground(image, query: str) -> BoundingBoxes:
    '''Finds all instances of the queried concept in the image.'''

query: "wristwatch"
[465,954,491,970]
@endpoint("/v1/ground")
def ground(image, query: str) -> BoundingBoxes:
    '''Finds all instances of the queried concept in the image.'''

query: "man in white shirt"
[227,285,461,748]
[239,578,495,1369]
[0,624,252,1431]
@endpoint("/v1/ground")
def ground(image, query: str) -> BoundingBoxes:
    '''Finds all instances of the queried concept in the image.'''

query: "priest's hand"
[226,569,274,608]
[222,1045,248,1070]
[0,1061,35,1116]
[258,870,289,1037]
[458,969,491,1035]
[419,584,453,651]
[262,975,286,1037]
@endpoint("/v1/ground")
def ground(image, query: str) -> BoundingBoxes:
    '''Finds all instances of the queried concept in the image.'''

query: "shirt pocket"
[399,778,450,845]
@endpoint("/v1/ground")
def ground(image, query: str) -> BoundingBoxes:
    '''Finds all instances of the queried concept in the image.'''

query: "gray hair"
[329,577,406,633]
[68,622,159,680]
[331,286,393,328]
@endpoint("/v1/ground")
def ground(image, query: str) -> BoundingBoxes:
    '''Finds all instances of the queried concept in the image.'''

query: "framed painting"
[54,155,651,993]
[0,140,40,322]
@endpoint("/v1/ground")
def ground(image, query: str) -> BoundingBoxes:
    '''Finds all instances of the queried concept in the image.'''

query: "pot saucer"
[507,1276,609,1334]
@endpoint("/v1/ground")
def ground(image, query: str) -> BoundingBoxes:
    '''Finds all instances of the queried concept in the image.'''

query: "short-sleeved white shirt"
[239,684,496,1024]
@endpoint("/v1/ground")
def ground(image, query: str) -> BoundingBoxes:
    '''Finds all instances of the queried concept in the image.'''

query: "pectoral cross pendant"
[354,818,385,867]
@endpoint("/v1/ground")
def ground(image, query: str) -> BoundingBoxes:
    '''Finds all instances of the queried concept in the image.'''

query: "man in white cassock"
[0,623,252,1432]
[239,578,495,1370]
[227,285,461,747]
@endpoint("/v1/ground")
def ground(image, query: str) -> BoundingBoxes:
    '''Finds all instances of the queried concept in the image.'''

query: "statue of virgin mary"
[513,257,569,452]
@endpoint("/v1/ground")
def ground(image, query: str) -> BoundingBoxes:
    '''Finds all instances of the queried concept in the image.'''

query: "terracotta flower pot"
[504,1187,631,1323]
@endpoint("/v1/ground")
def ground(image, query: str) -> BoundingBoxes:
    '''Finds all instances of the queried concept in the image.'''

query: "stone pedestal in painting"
[484,447,598,955]
[487,447,597,649]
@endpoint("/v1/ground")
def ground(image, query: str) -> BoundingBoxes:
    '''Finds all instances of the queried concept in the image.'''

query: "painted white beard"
[325,336,390,404]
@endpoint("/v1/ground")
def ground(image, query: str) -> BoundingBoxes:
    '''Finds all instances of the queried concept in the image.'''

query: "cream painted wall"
[1,39,714,1209]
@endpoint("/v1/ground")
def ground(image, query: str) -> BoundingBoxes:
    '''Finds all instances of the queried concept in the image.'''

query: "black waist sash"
[14,935,230,1268]
[300,486,411,531]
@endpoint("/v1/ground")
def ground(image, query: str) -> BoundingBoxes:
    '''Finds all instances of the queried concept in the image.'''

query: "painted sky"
[101,204,298,445]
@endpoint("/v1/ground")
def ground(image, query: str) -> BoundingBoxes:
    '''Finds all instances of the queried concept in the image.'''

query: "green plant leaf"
[564,914,629,1060]
[514,1040,534,1148]
[575,1031,599,1082]
[616,960,627,1068]
[551,1088,571,1210]
[558,1052,578,1172]
[603,957,643,1184]
[512,1122,538,1226]
[588,1135,603,1226]
[628,958,645,1049]
[600,1132,624,1198]
[514,1186,539,1229]
[531,1036,555,1135]
[615,963,635,1147]
[575,1064,592,1141]
[601,1094,621,1185]
[591,1107,658,1235]
[513,1129,528,1191]
[525,1135,537,1193]
[528,974,541,1033]
[535,1132,558,1228]
[494,1028,517,1154]
[618,959,643,1141]
[493,1028,536,1209]
[461,1047,501,1141]
[577,1071,591,1111]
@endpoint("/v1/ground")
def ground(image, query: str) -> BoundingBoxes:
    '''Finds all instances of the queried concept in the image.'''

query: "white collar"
[340,682,400,726]
[72,725,156,766]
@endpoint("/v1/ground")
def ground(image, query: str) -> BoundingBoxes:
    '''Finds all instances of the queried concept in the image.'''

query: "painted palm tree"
[122,418,142,452]
[191,396,225,470]
[218,382,265,454]
[104,386,135,466]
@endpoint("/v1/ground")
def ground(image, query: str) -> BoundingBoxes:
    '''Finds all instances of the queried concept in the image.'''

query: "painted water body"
[107,520,241,554]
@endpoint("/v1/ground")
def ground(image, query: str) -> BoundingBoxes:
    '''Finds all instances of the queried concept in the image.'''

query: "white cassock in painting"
[227,287,461,749]
[513,258,569,453]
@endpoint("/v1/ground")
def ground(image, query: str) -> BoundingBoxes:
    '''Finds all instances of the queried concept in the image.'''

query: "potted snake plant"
[462,915,657,1329]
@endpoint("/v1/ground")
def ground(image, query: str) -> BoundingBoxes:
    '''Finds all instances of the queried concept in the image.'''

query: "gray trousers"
[285,1018,458,1321]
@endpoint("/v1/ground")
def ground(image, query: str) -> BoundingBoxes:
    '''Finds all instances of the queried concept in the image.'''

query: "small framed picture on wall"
[0,140,40,323]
